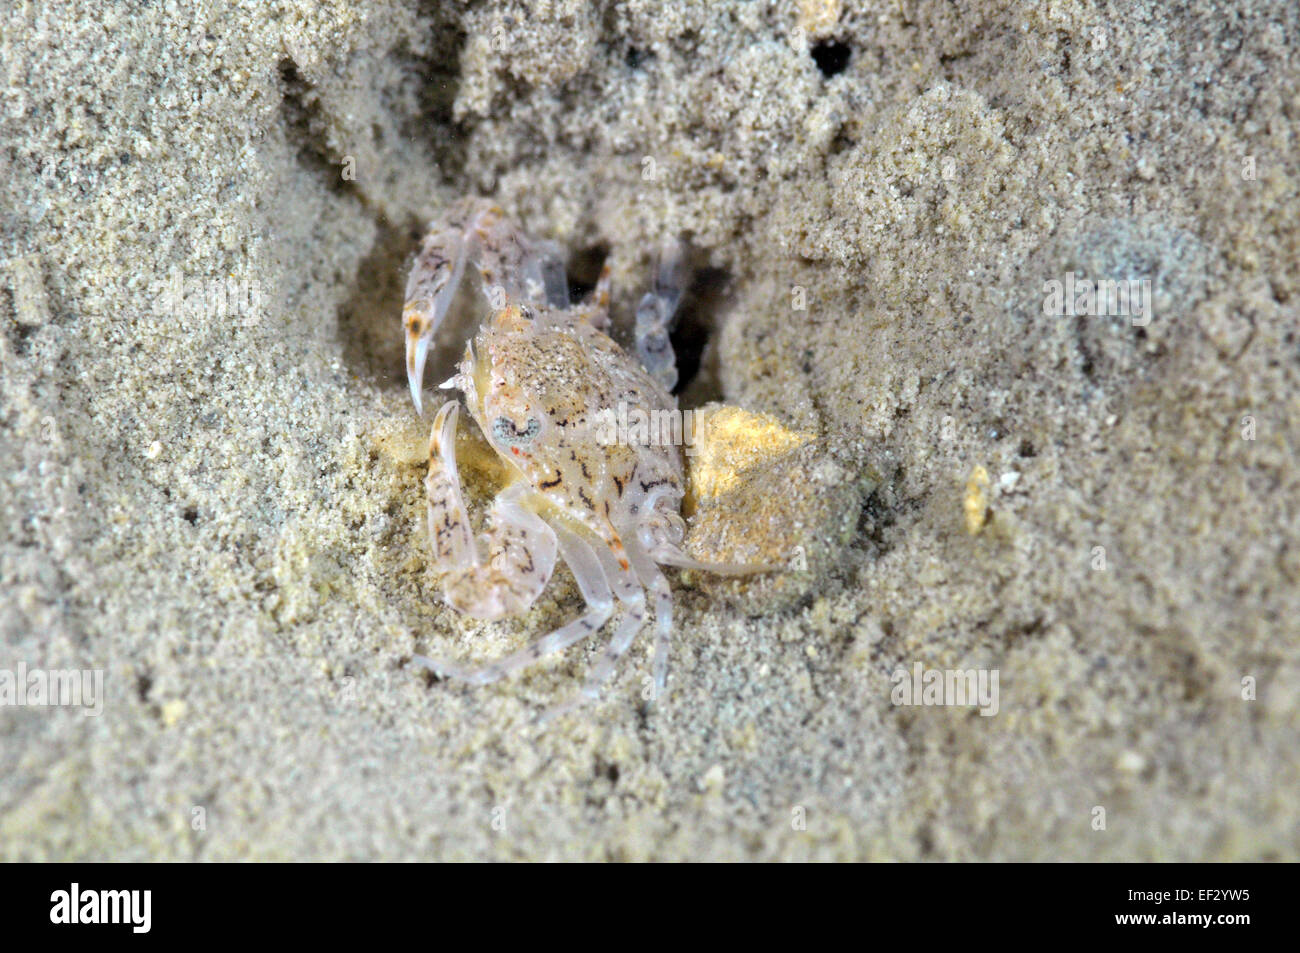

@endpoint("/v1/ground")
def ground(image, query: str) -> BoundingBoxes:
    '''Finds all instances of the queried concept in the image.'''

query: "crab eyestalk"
[405,303,433,415]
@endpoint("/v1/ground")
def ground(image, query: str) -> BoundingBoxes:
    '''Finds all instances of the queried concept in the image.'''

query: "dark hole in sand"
[565,244,610,304]
[669,265,731,403]
[811,40,851,77]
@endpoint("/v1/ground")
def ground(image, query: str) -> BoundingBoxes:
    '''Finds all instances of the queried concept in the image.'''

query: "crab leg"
[634,241,686,391]
[625,537,675,698]
[544,532,650,719]
[424,400,475,571]
[405,200,572,413]
[413,523,614,686]
[404,199,497,414]
[424,401,557,620]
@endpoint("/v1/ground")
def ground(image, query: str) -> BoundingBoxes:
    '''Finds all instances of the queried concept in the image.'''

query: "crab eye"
[493,416,541,447]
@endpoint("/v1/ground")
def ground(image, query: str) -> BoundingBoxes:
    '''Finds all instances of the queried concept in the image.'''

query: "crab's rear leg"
[634,241,687,391]
[543,533,650,720]
[626,542,675,699]
[422,401,557,619]
[413,522,615,686]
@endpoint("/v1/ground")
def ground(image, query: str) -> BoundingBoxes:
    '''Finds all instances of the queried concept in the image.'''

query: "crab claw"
[404,303,433,415]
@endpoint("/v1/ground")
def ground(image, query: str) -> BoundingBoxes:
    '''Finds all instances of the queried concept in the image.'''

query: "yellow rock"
[682,406,875,612]
[965,464,990,535]
[161,699,187,727]
[685,403,815,514]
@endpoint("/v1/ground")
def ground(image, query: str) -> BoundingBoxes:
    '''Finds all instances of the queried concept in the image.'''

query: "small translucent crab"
[402,198,764,716]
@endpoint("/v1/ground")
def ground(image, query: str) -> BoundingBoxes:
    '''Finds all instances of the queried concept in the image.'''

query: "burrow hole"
[811,40,852,77]
[338,235,729,404]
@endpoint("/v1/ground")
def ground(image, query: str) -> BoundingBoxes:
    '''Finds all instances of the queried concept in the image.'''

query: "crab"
[402,198,766,716]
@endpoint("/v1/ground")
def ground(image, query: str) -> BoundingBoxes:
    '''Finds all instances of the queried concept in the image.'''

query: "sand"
[1,0,1296,860]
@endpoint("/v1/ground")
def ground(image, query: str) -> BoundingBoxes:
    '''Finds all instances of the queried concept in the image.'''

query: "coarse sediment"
[1,0,1296,860]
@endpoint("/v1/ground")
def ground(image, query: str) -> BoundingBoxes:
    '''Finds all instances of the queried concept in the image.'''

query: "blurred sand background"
[1,0,1297,860]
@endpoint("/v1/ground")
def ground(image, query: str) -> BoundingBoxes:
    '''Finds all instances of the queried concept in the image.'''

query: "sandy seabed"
[1,1,1297,860]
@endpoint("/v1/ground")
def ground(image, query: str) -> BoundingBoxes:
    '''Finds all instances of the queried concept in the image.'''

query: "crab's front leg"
[404,199,490,414]
[404,200,568,413]
[415,401,622,688]
[422,401,557,619]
